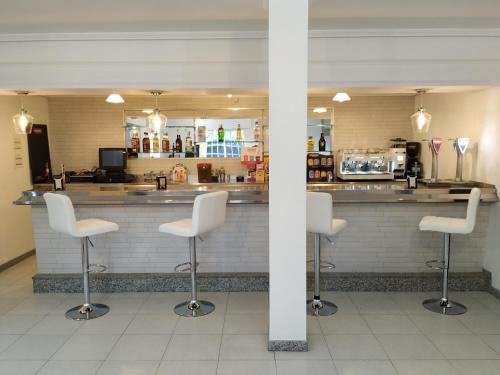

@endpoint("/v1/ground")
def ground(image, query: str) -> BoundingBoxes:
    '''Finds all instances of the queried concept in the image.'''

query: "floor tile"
[409,313,471,334]
[37,360,102,375]
[108,334,170,360]
[387,292,432,314]
[376,334,443,359]
[96,297,147,315]
[0,360,45,375]
[393,360,460,375]
[27,314,82,335]
[275,334,331,359]
[196,292,229,310]
[217,360,276,375]
[76,314,134,335]
[224,314,268,334]
[219,334,274,360]
[0,335,20,353]
[0,334,68,360]
[276,359,338,375]
[326,334,387,360]
[96,360,159,375]
[174,312,225,334]
[164,334,221,360]
[480,335,500,354]
[334,359,398,375]
[227,293,268,314]
[318,313,371,335]
[350,293,405,315]
[320,292,359,313]
[363,315,419,334]
[427,334,500,359]
[450,359,500,375]
[157,360,218,375]
[7,295,64,315]
[307,316,322,334]
[139,293,189,315]
[125,314,178,335]
[458,314,500,334]
[53,334,120,360]
[0,314,43,334]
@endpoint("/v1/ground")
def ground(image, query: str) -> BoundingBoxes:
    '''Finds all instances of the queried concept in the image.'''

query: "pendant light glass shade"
[12,92,34,134]
[147,91,167,132]
[13,108,34,134]
[411,89,432,134]
[148,108,167,132]
[333,92,351,103]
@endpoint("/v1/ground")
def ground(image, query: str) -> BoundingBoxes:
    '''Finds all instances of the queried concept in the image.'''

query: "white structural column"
[268,0,308,350]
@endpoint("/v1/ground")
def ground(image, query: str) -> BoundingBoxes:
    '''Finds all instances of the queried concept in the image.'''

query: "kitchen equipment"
[156,175,167,190]
[390,138,407,148]
[428,138,444,182]
[337,149,393,180]
[389,147,407,180]
[405,142,423,178]
[27,124,53,183]
[197,163,212,183]
[453,137,469,182]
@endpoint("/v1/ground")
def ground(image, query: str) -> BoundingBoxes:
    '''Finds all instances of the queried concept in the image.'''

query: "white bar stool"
[159,191,229,317]
[43,193,118,320]
[306,192,347,316]
[419,187,481,315]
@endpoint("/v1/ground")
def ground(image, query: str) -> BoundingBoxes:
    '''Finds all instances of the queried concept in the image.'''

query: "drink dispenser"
[454,137,469,182]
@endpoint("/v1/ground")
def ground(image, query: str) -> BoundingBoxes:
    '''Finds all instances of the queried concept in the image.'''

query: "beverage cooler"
[307,152,334,182]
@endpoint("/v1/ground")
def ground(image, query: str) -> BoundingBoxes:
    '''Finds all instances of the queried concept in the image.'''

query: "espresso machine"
[428,138,444,182]
[453,137,469,182]
[405,142,423,179]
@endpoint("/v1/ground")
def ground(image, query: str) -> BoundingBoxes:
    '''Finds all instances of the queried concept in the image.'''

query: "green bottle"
[218,124,225,142]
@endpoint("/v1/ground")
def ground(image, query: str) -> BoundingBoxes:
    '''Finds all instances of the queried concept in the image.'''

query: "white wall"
[421,88,500,287]
[0,96,49,265]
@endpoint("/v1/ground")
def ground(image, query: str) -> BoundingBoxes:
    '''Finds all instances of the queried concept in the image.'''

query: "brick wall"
[32,201,490,274]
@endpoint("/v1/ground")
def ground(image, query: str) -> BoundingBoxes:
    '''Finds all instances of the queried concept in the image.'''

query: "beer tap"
[423,138,443,182]
[451,137,469,182]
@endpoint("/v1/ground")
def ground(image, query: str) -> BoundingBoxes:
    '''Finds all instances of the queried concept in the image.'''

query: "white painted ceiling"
[0,0,499,33]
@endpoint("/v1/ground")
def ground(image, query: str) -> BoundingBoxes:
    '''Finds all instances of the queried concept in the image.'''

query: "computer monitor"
[99,148,127,171]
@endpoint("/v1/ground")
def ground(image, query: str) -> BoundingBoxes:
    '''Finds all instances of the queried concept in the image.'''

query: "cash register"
[94,148,134,183]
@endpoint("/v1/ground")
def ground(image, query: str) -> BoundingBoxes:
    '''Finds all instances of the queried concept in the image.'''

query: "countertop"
[14,181,499,205]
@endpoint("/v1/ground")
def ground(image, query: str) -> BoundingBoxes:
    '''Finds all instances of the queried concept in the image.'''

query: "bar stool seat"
[160,191,229,317]
[420,188,480,315]
[307,192,347,316]
[44,193,118,320]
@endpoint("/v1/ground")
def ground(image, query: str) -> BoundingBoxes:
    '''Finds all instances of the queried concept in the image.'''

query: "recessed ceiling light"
[332,93,351,103]
[313,107,328,113]
[227,94,233,98]
[105,94,124,104]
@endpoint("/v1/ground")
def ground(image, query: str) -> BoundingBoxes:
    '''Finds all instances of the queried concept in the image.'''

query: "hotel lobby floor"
[2,258,500,374]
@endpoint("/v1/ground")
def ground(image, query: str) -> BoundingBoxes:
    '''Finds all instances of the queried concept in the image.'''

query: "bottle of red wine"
[318,133,326,151]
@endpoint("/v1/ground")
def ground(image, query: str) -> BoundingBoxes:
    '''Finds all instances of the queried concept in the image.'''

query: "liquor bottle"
[307,136,314,152]
[185,131,193,152]
[142,132,150,153]
[162,133,170,153]
[152,132,160,153]
[175,133,183,153]
[236,124,242,142]
[131,129,140,152]
[318,132,326,151]
[254,120,261,141]
[218,124,225,142]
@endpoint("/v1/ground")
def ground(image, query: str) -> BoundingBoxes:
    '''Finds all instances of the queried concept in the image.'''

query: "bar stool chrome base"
[423,299,467,315]
[174,300,215,317]
[307,298,337,316]
[65,303,110,320]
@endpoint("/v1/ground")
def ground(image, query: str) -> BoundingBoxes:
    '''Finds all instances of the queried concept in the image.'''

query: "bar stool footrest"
[174,261,199,273]
[306,260,336,270]
[88,264,107,273]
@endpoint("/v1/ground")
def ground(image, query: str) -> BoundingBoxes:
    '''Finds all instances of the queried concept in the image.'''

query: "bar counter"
[16,181,499,292]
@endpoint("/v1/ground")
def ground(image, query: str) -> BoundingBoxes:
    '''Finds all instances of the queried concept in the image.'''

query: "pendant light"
[411,89,432,134]
[12,91,34,135]
[147,91,167,133]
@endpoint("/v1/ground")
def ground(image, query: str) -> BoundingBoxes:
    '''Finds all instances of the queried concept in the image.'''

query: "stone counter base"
[33,271,490,293]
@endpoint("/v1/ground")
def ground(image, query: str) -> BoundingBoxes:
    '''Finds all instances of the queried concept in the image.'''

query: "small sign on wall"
[13,135,24,168]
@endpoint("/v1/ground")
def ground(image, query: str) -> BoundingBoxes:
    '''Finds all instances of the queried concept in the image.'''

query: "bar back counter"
[15,182,499,293]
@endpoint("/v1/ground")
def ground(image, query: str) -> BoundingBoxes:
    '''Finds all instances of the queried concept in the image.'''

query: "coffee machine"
[405,142,423,178]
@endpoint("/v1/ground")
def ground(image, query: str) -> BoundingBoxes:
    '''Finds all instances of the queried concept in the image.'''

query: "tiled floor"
[2,258,500,374]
